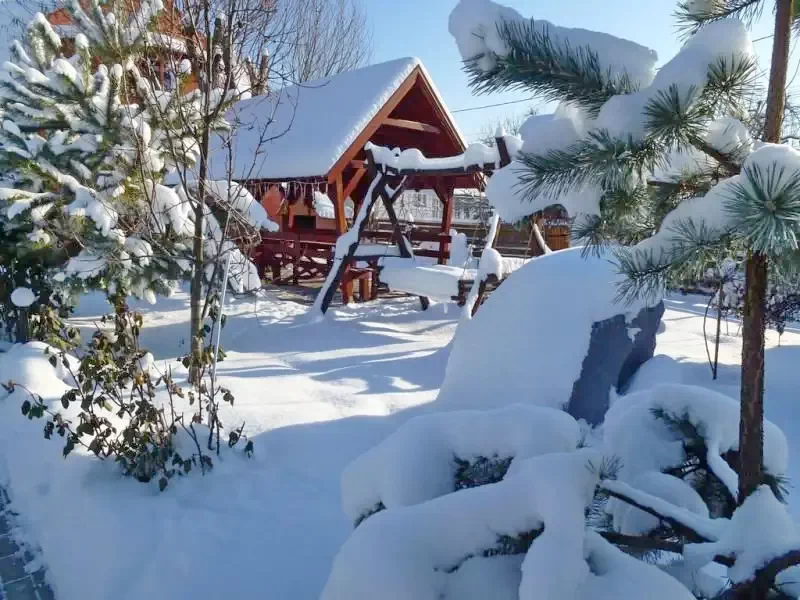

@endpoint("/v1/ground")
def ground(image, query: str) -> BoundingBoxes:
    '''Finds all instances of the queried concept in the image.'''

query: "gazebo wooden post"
[434,182,454,265]
[330,171,354,303]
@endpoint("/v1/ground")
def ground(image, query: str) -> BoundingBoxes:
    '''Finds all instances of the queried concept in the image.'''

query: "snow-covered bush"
[323,383,793,599]
[8,304,252,491]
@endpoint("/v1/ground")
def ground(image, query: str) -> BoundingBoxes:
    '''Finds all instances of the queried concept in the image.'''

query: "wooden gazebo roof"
[207,57,482,229]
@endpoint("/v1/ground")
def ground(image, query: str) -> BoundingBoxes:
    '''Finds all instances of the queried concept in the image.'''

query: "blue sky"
[370,0,777,141]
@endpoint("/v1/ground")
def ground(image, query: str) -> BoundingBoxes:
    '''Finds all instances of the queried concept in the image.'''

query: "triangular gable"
[209,57,466,182]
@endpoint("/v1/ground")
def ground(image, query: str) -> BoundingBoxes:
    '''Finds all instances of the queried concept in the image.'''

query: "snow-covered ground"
[0,288,798,599]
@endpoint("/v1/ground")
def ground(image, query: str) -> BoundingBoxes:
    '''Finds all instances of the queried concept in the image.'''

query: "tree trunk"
[737,0,792,509]
[189,127,211,384]
[738,253,768,502]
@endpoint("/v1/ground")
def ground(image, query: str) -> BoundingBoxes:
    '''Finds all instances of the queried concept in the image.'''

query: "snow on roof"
[207,57,459,181]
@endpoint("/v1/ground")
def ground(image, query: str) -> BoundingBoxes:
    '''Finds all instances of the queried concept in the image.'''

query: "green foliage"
[453,455,513,490]
[726,161,800,254]
[674,1,766,36]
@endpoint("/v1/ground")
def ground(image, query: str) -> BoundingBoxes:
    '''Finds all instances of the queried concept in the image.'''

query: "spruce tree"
[451,0,798,518]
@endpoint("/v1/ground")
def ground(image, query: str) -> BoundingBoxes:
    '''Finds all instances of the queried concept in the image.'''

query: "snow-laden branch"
[601,479,725,542]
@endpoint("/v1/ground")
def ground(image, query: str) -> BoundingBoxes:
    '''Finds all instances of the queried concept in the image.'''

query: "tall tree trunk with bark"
[189,127,210,384]
[738,0,792,502]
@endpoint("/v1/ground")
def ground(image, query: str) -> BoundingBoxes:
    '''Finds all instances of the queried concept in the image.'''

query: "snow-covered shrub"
[341,404,580,526]
[324,382,794,599]
[10,304,252,491]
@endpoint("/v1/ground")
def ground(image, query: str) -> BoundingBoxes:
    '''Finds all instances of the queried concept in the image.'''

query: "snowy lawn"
[0,288,798,599]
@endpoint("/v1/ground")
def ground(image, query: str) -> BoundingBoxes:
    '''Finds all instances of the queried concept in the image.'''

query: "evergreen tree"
[451,0,798,524]
[0,0,234,341]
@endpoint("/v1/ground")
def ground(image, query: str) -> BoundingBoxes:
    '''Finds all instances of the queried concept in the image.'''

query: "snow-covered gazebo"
[210,57,483,301]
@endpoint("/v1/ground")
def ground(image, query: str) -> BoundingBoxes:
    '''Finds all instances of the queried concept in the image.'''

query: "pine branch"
[675,0,765,36]
[725,161,800,255]
[598,531,734,567]
[644,84,710,149]
[463,18,637,116]
[690,138,742,174]
[613,222,732,304]
[516,130,664,200]
[702,55,760,117]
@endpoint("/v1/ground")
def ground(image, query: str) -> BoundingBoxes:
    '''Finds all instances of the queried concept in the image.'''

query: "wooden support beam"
[330,173,352,304]
[318,152,387,314]
[342,167,367,203]
[349,160,367,169]
[434,183,454,265]
[382,117,442,135]
[379,183,412,259]
[333,173,347,235]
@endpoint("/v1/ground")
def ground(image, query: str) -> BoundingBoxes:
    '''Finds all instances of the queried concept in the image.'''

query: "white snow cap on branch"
[366,140,510,172]
[449,0,658,87]
[204,180,279,232]
[340,404,580,523]
[685,486,800,585]
[595,18,753,142]
[10,287,36,308]
[486,105,604,224]
[629,142,800,269]
[604,382,787,525]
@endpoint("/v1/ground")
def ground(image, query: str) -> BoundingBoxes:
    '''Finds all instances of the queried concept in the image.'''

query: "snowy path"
[0,289,797,599]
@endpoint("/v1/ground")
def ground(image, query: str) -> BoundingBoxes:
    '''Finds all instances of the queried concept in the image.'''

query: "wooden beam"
[349,160,367,169]
[331,173,353,304]
[382,117,441,135]
[342,167,367,203]
[434,183,454,265]
[318,161,386,313]
[333,173,347,235]
[379,182,412,259]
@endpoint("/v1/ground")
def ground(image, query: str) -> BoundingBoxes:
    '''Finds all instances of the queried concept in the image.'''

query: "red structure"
[210,57,483,303]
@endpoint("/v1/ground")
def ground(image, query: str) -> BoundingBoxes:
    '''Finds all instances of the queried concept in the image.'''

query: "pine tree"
[452,0,798,526]
[0,0,235,341]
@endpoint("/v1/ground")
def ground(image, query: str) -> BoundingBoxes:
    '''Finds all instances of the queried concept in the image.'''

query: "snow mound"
[10,287,36,308]
[341,404,579,524]
[436,247,649,412]
[0,342,74,399]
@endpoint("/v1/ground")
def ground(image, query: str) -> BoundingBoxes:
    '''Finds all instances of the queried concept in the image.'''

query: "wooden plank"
[333,173,347,235]
[382,117,441,135]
